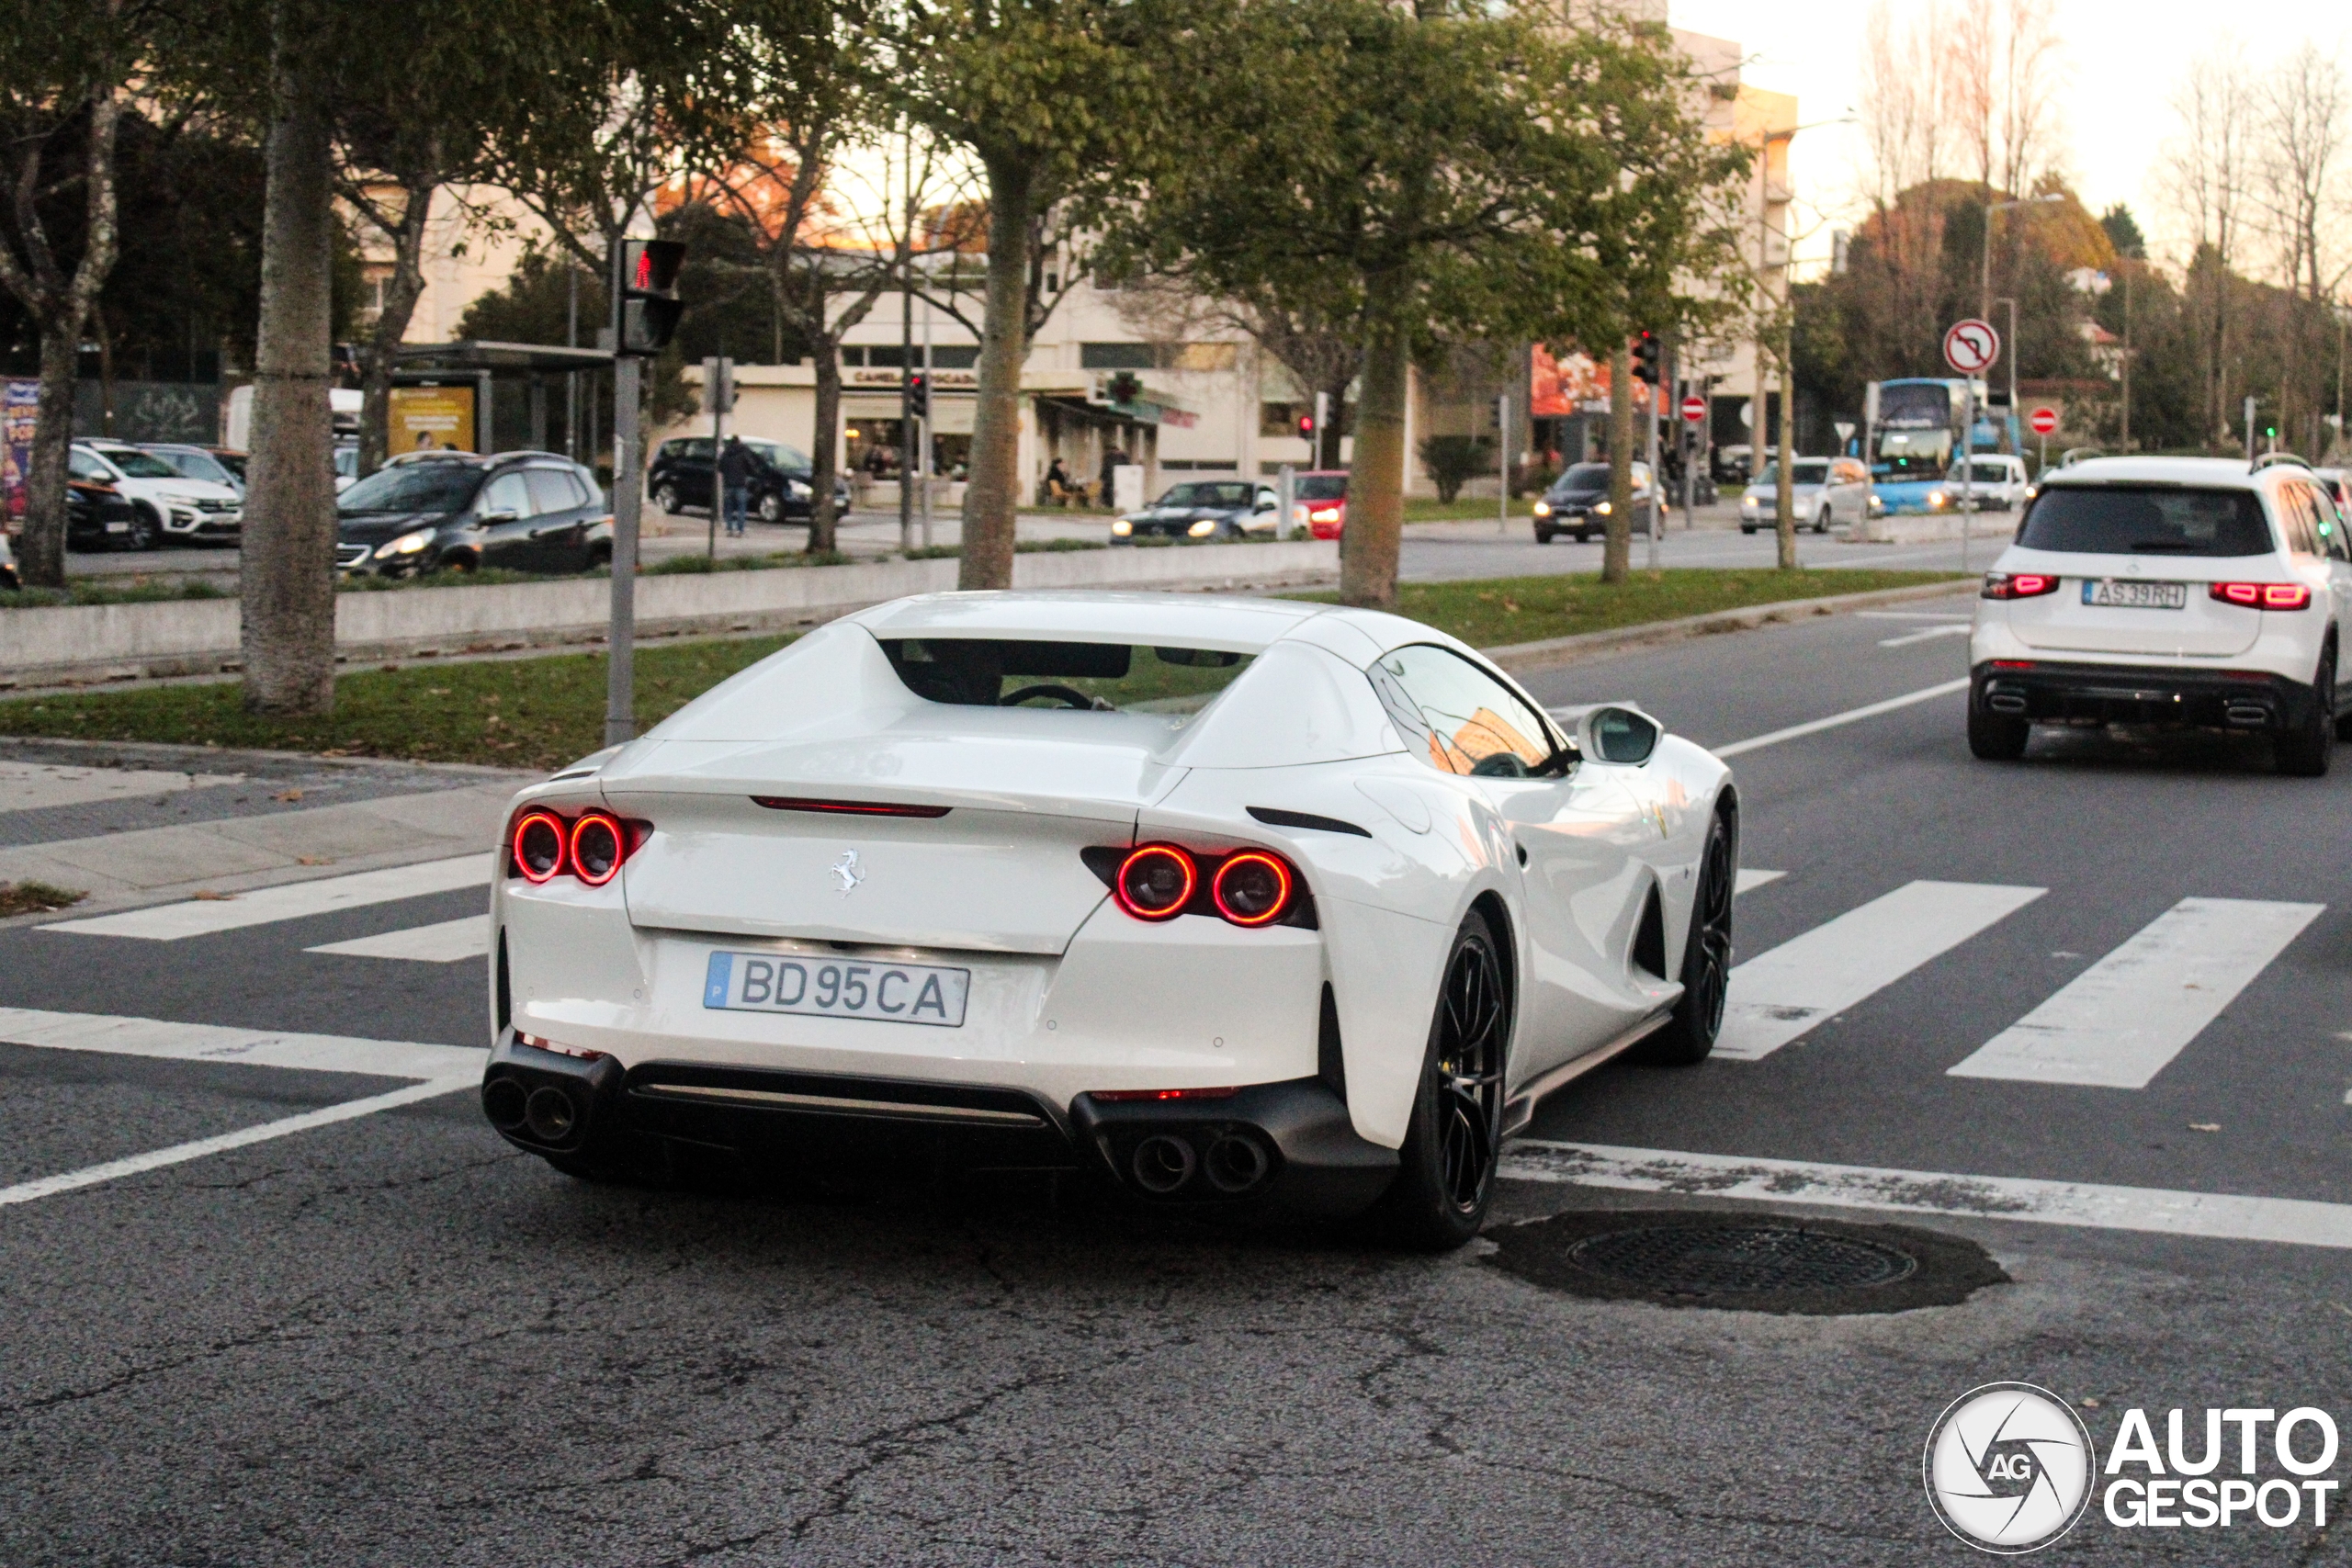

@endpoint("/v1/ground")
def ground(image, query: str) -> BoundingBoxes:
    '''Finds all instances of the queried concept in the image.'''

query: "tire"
[2276,648,2335,777]
[130,505,162,551]
[1575,530,1591,544]
[1740,525,1756,535]
[1814,509,1830,535]
[1968,692,2031,760]
[1534,527,1555,544]
[653,483,681,516]
[1640,810,1734,1066]
[756,491,783,524]
[1369,909,1508,1251]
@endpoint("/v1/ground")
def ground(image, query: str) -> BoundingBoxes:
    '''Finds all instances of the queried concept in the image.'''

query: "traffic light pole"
[605,351,642,747]
[1644,380,1662,571]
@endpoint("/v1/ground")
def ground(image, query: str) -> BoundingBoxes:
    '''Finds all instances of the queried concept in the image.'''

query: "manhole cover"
[1567,1224,1918,1294]
[1485,1209,2006,1315]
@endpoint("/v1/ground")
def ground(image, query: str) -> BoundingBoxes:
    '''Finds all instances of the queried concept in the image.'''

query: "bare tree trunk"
[808,347,842,553]
[958,152,1033,591]
[356,175,435,478]
[1602,341,1633,584]
[0,76,120,590]
[242,36,338,716]
[19,329,78,588]
[1340,287,1409,610]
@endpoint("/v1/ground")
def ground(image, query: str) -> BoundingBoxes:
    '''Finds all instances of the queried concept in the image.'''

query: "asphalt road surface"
[7,592,2351,1564]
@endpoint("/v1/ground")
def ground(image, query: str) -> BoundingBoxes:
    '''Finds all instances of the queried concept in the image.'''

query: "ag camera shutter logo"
[1923,1382,2095,1552]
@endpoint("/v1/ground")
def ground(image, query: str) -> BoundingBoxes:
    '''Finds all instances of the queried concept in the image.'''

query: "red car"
[1295,469,1348,538]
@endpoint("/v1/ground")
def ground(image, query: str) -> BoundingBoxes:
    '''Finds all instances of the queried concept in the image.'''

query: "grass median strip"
[1290,568,1963,649]
[0,569,1964,770]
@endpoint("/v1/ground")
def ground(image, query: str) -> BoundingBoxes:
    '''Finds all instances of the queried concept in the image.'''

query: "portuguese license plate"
[701,950,969,1028]
[2084,579,2187,609]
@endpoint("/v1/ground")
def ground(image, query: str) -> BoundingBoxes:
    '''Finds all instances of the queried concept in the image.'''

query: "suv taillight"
[2210,581,2312,610]
[1982,571,2061,600]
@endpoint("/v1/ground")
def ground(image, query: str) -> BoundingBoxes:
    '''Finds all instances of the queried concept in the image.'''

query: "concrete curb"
[1480,578,1973,673]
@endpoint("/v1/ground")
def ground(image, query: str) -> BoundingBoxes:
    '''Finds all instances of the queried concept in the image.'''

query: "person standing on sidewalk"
[718,436,754,537]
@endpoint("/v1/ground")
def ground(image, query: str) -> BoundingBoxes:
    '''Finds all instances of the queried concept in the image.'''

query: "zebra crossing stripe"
[1716,880,2046,1062]
[308,915,491,963]
[1947,897,2324,1089]
[44,855,489,941]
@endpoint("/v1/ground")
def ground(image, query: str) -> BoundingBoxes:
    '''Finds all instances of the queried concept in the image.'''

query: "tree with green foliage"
[1114,0,1748,609]
[891,0,1169,591]
[0,0,135,589]
[1416,434,1490,504]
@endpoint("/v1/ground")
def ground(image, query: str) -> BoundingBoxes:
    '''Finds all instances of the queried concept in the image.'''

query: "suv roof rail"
[2251,451,2312,474]
[2058,447,2103,467]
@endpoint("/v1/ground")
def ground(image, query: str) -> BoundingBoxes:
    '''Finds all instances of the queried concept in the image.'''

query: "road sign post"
[1679,394,1703,531]
[2029,405,2058,475]
[1944,319,2000,572]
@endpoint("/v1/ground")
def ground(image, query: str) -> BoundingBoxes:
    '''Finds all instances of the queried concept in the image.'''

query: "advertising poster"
[1530,345,1668,418]
[388,385,476,454]
[2,378,38,524]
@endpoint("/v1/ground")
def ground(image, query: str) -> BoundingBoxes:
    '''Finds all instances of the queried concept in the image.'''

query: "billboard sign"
[389,385,476,454]
[2,378,37,524]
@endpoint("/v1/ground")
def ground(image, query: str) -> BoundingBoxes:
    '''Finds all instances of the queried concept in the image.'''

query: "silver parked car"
[1740,457,1871,535]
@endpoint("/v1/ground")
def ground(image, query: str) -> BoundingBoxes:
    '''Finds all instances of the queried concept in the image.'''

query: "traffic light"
[1296,412,1315,440]
[1631,331,1662,385]
[907,372,929,420]
[612,238,686,355]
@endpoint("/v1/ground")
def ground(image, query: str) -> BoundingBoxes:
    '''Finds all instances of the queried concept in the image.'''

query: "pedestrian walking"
[718,435,754,538]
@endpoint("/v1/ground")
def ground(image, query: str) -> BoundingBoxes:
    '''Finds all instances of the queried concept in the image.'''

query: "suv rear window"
[877,639,1254,713]
[2017,485,2272,557]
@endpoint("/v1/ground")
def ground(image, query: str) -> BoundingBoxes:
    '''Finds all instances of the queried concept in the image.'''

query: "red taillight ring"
[569,811,626,886]
[511,810,568,884]
[1212,851,1295,927]
[1114,844,1195,920]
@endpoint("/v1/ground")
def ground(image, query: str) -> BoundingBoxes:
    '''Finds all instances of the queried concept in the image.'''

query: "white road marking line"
[1500,1140,2352,1251]
[1947,897,2325,1089]
[0,1005,484,1080]
[1717,880,2046,1061]
[0,1077,476,1208]
[1713,678,1971,758]
[307,915,490,964]
[1856,611,1973,622]
[1877,624,1973,648]
[43,854,490,940]
[1734,868,1785,895]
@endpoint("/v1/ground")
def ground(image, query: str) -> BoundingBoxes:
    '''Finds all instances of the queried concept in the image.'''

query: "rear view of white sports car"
[481,592,1738,1247]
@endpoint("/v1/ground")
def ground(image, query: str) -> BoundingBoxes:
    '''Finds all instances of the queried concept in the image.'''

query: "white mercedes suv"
[1969,456,2352,775]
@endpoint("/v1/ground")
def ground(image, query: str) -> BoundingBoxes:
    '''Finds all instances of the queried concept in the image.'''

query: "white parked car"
[68,441,243,548]
[481,592,1740,1247]
[1970,456,2352,774]
[1739,456,1871,535]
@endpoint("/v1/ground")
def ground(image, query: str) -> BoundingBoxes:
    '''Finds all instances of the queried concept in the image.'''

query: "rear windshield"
[1296,475,1347,501]
[878,639,1254,714]
[2018,485,2272,557]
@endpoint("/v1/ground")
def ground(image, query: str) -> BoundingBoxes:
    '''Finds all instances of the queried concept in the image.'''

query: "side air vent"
[1631,885,1668,978]
[1317,983,1347,1101]
[1248,807,1372,838]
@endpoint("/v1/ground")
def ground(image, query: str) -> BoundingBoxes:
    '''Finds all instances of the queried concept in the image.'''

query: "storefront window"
[845,419,905,479]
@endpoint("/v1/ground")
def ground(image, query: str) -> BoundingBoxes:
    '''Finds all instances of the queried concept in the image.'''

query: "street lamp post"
[1980,196,2065,330]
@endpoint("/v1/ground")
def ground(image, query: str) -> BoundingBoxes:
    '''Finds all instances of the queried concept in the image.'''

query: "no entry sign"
[1943,318,2000,375]
[2030,406,2060,436]
[1680,395,1706,423]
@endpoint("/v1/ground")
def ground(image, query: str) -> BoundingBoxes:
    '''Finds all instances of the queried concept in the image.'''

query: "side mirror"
[1576,705,1661,765]
[478,510,519,525]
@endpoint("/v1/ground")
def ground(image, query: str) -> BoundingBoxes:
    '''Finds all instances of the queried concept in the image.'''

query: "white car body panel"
[70,442,243,536]
[492,592,1737,1157]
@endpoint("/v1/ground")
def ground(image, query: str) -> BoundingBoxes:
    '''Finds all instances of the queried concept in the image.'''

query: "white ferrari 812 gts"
[481,592,1737,1247]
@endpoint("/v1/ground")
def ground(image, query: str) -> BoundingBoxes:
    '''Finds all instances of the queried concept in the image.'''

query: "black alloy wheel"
[1373,909,1508,1250]
[2277,647,2336,777]
[1641,811,1735,1066]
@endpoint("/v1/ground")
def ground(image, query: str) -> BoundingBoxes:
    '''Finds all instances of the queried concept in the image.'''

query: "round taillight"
[512,811,566,883]
[1212,851,1294,926]
[570,812,625,886]
[1115,844,1195,919]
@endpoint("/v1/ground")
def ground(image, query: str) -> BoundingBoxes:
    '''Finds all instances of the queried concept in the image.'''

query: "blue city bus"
[1867,378,2013,514]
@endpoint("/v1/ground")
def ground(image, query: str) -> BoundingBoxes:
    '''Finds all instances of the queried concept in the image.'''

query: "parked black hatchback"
[335,452,611,577]
[648,436,849,523]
